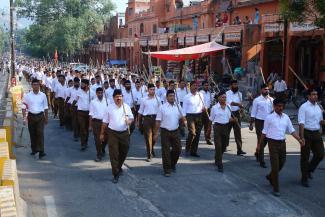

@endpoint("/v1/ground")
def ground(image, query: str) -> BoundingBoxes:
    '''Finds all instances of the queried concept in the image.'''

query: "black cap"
[148,83,155,89]
[217,91,226,98]
[166,89,175,97]
[109,79,115,83]
[81,79,89,85]
[113,89,123,97]
[96,87,103,92]
[230,79,237,84]
[273,98,285,105]
[261,83,268,89]
[73,77,80,82]
[124,80,131,84]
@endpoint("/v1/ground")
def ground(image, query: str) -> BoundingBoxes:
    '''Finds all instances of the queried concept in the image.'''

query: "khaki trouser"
[143,115,158,158]
[28,112,45,153]
[92,119,108,158]
[72,105,80,139]
[53,97,58,116]
[267,138,286,192]
[57,97,65,126]
[213,123,230,165]
[49,92,55,112]
[107,128,130,176]
[228,111,242,152]
[161,128,182,173]
[202,109,212,143]
[65,103,72,130]
[255,119,267,163]
[301,130,324,181]
[186,113,203,154]
[78,110,89,147]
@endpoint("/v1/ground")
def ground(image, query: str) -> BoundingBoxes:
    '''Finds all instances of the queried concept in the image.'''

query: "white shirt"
[183,92,204,114]
[200,90,212,108]
[103,103,134,131]
[226,90,242,112]
[55,83,66,98]
[91,83,102,92]
[45,76,53,90]
[176,87,188,104]
[51,77,59,92]
[209,103,231,124]
[273,80,287,92]
[156,102,185,131]
[76,89,95,111]
[105,87,116,104]
[23,91,48,114]
[64,86,73,101]
[133,88,145,105]
[122,89,136,108]
[68,87,79,104]
[138,96,161,115]
[298,101,323,131]
[262,112,295,140]
[251,95,274,120]
[89,97,109,120]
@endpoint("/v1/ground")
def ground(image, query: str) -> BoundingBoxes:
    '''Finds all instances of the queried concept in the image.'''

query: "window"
[153,24,157,34]
[140,23,144,35]
[119,19,123,27]
[129,28,132,36]
[128,8,133,15]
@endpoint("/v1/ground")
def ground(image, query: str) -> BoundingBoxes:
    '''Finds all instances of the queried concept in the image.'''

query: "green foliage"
[0,27,9,54]
[280,0,325,29]
[16,0,115,58]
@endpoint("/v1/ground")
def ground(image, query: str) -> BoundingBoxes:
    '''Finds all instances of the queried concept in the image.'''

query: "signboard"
[149,40,158,46]
[159,39,168,47]
[290,22,319,32]
[224,32,241,42]
[196,35,209,43]
[153,66,161,76]
[264,23,284,33]
[178,37,185,45]
[211,34,222,43]
[186,36,195,45]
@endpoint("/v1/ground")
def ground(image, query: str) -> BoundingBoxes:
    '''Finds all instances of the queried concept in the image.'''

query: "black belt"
[267,138,285,143]
[255,118,264,122]
[57,97,64,100]
[214,122,229,126]
[144,114,156,118]
[28,112,44,116]
[161,128,178,132]
[108,128,128,134]
[186,113,202,116]
[92,118,102,122]
[304,129,320,133]
[78,110,89,113]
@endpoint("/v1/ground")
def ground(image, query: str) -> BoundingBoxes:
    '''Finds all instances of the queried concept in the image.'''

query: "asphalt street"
[15,81,325,217]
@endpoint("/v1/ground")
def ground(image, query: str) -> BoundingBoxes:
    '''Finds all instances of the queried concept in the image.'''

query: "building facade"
[82,0,325,87]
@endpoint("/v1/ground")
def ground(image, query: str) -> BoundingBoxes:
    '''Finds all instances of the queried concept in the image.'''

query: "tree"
[0,27,9,55]
[16,0,115,58]
[280,0,325,29]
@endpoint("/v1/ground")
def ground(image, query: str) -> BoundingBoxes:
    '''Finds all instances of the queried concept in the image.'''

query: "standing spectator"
[254,8,260,24]
[222,13,229,25]
[243,16,253,24]
[234,16,242,25]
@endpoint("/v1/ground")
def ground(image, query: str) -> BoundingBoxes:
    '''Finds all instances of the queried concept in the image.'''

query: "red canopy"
[144,41,229,61]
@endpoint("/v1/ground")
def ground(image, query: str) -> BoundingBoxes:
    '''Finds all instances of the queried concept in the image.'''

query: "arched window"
[140,23,144,35]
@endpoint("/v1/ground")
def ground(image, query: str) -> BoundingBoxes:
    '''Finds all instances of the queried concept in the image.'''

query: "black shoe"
[171,166,176,173]
[118,169,124,177]
[74,137,79,142]
[301,180,310,188]
[272,191,280,197]
[164,173,171,177]
[39,152,46,159]
[94,157,102,162]
[207,140,213,145]
[308,171,313,180]
[146,158,152,162]
[237,150,246,156]
[217,165,224,173]
[112,176,119,184]
[152,151,156,157]
[190,153,200,157]
[254,152,259,162]
[260,162,267,168]
[30,151,38,156]
[81,146,86,151]
[266,175,273,186]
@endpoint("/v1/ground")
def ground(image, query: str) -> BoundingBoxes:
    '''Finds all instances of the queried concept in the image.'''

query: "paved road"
[15,83,325,217]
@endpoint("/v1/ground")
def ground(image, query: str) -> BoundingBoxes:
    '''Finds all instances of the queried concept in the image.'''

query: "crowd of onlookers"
[215,7,260,27]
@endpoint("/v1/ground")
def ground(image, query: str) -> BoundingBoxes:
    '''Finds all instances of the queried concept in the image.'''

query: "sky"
[115,0,128,13]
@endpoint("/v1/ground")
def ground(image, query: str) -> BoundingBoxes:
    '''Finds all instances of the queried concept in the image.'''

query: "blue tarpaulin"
[106,60,127,66]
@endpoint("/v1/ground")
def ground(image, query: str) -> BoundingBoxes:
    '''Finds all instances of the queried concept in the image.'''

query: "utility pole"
[10,0,16,81]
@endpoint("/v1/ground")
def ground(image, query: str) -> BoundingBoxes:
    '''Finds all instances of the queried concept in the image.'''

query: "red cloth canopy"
[144,41,229,61]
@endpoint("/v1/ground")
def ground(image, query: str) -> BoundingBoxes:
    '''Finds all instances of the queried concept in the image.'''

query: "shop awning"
[246,44,261,61]
[143,41,229,61]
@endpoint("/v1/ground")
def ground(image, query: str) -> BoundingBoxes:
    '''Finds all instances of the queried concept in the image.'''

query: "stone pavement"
[14,80,325,217]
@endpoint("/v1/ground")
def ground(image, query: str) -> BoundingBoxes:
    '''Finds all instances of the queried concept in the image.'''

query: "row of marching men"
[21,66,324,195]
